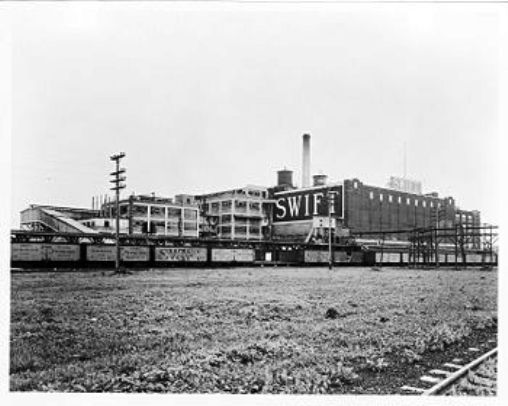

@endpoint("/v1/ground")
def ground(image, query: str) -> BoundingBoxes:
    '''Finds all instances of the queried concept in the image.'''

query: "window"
[379,193,383,202]
[220,226,232,234]
[131,204,148,217]
[406,197,410,205]
[184,222,197,231]
[150,205,165,218]
[235,225,247,235]
[353,181,358,189]
[166,221,179,233]
[437,202,441,209]
[430,201,434,208]
[369,191,374,200]
[389,195,393,203]
[184,209,197,220]
[152,220,165,233]
[398,196,402,204]
[104,220,110,227]
[249,202,260,211]
[120,205,129,216]
[250,227,260,234]
[167,207,181,218]
[423,201,426,208]
[415,199,419,207]
[221,214,232,223]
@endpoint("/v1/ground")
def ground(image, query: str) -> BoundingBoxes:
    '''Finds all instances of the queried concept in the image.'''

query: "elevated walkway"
[40,208,99,234]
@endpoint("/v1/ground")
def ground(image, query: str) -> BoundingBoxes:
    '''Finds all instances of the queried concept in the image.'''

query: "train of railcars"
[10,230,497,270]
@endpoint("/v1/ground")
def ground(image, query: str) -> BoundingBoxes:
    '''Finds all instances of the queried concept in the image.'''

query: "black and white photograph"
[1,0,506,403]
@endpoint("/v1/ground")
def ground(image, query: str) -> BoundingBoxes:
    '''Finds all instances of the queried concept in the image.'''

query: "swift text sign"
[155,247,207,262]
[273,185,343,222]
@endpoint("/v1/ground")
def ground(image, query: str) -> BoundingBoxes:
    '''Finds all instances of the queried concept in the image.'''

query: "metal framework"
[352,224,498,267]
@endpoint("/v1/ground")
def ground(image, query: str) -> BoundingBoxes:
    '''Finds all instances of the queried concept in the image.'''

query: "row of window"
[207,201,262,212]
[219,215,263,224]
[367,191,452,208]
[83,220,111,228]
[236,189,267,198]
[116,204,198,220]
[219,226,262,235]
[455,214,476,223]
[131,220,198,233]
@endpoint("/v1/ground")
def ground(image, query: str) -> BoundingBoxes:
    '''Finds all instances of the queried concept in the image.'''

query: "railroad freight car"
[10,240,497,270]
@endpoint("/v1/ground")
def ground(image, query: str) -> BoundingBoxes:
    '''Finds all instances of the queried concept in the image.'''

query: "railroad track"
[401,345,497,396]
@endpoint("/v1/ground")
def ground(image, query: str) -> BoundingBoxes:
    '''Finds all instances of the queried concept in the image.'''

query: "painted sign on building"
[155,247,207,262]
[12,243,80,261]
[273,185,343,223]
[211,248,255,262]
[387,176,422,195]
[87,246,149,261]
[312,216,336,228]
[87,246,115,261]
[46,245,80,261]
[121,246,150,262]
[304,250,329,263]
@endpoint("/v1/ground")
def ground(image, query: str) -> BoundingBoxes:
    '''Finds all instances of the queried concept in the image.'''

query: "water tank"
[313,174,327,186]
[277,169,293,187]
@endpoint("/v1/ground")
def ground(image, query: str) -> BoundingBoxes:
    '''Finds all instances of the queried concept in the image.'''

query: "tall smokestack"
[302,133,311,188]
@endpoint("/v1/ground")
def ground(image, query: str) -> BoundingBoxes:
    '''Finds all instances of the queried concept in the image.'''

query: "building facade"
[18,181,481,246]
[103,194,200,238]
[342,178,458,238]
[268,176,481,243]
[196,185,271,240]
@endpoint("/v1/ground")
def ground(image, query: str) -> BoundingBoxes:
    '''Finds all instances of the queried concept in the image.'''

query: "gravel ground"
[445,356,497,396]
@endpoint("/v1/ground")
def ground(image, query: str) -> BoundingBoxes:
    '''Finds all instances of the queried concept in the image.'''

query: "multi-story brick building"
[342,178,459,239]
[269,175,480,243]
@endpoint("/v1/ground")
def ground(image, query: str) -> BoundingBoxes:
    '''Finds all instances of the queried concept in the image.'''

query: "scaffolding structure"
[352,224,498,268]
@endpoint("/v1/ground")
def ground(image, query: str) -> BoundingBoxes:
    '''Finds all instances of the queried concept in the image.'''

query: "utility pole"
[328,191,336,270]
[110,152,126,272]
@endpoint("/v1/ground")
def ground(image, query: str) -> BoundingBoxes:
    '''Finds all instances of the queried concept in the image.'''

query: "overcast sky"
[8,2,502,227]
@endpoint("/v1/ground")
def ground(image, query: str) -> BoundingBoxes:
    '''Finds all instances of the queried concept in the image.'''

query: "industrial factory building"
[195,185,272,240]
[21,195,200,238]
[19,134,481,247]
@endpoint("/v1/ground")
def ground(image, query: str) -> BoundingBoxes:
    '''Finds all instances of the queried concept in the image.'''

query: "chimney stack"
[302,133,311,188]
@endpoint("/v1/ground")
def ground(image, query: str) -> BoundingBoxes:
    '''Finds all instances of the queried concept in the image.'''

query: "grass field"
[10,266,497,393]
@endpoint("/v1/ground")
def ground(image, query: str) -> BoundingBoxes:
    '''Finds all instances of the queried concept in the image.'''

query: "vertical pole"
[115,159,120,271]
[435,227,439,267]
[454,224,458,270]
[328,192,332,270]
[435,206,439,267]
[110,152,126,273]
[379,232,384,267]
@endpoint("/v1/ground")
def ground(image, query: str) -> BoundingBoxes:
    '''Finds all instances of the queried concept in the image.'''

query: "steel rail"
[422,347,498,396]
